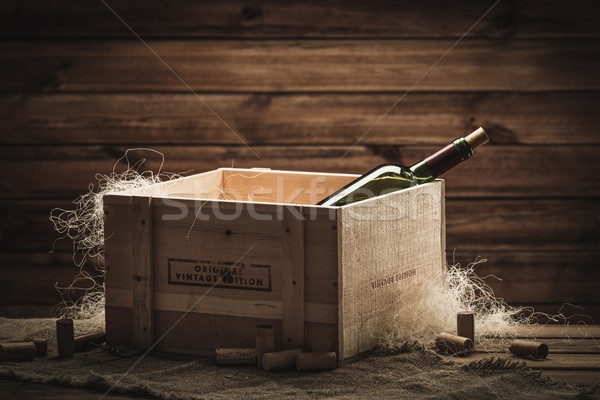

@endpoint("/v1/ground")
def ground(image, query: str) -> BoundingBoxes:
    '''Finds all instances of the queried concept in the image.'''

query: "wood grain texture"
[1,40,599,93]
[301,207,339,331]
[0,0,597,337]
[478,338,600,354]
[281,207,305,349]
[447,352,600,371]
[445,200,600,252]
[3,252,599,315]
[511,324,600,339]
[0,264,86,305]
[104,177,338,354]
[221,169,355,205]
[337,181,445,359]
[510,303,600,325]
[452,251,600,303]
[131,196,154,349]
[3,199,598,253]
[103,196,135,344]
[2,92,599,145]
[2,145,599,199]
[1,0,598,38]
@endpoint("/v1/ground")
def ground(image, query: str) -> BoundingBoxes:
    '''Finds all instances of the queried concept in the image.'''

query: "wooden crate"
[104,167,445,363]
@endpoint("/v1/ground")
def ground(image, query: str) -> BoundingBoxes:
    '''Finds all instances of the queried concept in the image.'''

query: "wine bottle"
[317,127,488,206]
[317,163,415,206]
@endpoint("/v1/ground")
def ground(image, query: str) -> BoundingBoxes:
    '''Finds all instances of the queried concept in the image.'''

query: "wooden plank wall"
[1,1,599,321]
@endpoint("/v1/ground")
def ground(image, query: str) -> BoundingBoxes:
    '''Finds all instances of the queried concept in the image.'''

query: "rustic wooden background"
[0,1,599,322]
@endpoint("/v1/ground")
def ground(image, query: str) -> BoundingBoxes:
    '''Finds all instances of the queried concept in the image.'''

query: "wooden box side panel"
[337,181,445,360]
[104,194,134,346]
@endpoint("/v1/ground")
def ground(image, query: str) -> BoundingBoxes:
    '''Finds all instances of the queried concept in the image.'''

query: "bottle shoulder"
[364,162,409,174]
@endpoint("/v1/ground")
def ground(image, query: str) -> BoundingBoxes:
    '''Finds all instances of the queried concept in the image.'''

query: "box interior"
[126,168,358,206]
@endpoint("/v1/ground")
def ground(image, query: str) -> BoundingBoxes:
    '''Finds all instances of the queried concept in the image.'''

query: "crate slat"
[131,196,154,349]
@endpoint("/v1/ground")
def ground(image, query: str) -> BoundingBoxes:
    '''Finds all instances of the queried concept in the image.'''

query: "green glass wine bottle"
[317,127,488,206]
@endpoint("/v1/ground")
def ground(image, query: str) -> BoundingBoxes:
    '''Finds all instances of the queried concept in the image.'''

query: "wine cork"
[296,352,337,371]
[74,332,106,352]
[255,325,275,369]
[457,311,475,348]
[32,338,48,357]
[215,347,257,366]
[56,318,75,358]
[262,348,302,371]
[0,342,36,361]
[435,332,473,355]
[465,127,489,150]
[509,340,549,360]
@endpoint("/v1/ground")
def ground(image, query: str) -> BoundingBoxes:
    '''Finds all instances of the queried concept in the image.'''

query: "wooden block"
[296,352,338,371]
[262,348,302,371]
[0,342,36,361]
[215,348,256,366]
[56,318,74,358]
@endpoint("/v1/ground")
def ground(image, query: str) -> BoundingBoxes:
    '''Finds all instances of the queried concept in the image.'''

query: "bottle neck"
[410,138,473,183]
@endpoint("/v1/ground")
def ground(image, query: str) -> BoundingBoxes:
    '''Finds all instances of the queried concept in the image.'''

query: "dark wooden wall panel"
[0,0,598,321]
[2,93,600,145]
[2,40,599,92]
[1,0,599,38]
[1,146,599,198]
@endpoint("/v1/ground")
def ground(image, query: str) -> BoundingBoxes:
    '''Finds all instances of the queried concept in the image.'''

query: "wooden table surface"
[444,325,600,399]
[0,325,598,400]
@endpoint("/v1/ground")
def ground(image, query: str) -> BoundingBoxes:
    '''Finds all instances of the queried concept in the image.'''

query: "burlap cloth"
[1,343,595,400]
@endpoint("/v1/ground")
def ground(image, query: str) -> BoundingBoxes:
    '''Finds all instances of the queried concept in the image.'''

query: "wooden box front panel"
[104,168,351,355]
[152,200,290,354]
[105,194,314,354]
